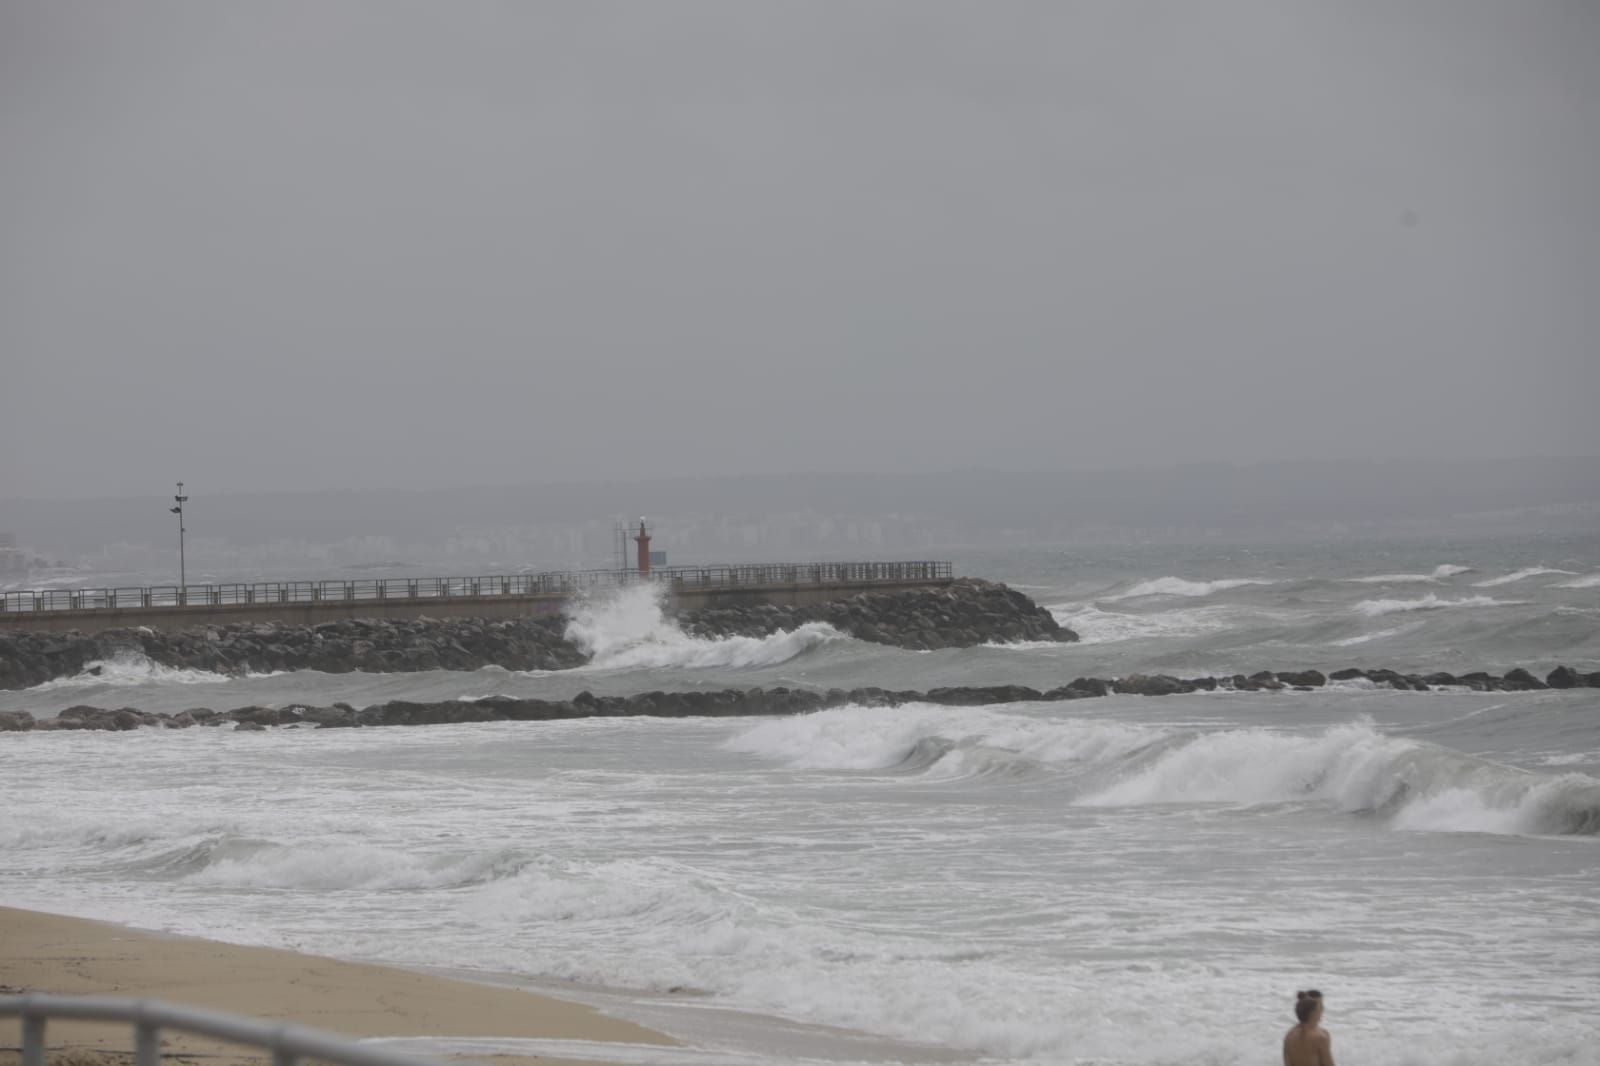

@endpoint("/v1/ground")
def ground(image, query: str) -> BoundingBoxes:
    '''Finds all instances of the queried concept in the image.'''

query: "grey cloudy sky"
[2,1,1595,499]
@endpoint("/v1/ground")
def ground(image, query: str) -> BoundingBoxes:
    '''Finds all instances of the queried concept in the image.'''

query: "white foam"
[1554,573,1600,589]
[7,701,1598,1066]
[1107,576,1275,600]
[1473,567,1576,588]
[563,585,845,671]
[1328,622,1423,647]
[188,842,526,891]
[1049,602,1237,644]
[1347,563,1473,584]
[1354,594,1524,618]
[28,649,235,691]
[980,639,1063,651]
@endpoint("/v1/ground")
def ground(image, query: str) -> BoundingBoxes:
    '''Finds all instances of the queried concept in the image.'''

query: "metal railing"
[0,993,445,1066]
[0,561,954,615]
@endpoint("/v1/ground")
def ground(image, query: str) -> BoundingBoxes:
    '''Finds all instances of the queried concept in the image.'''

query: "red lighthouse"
[633,518,652,576]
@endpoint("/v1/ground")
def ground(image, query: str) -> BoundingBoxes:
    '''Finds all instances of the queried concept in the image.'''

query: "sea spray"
[31,649,238,690]
[563,583,845,671]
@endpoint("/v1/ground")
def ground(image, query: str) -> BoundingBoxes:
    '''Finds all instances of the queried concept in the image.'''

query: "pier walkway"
[0,561,954,633]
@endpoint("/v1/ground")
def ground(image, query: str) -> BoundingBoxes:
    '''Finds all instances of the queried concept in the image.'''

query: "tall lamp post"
[170,481,188,603]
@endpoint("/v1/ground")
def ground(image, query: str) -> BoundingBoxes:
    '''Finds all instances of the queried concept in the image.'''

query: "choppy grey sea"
[4,533,1599,1065]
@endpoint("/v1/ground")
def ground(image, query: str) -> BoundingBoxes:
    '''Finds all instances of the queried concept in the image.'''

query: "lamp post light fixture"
[170,481,188,603]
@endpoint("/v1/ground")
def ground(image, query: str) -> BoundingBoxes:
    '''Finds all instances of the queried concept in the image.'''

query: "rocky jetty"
[3,665,1593,733]
[0,616,585,690]
[683,579,1072,650]
[0,579,1075,690]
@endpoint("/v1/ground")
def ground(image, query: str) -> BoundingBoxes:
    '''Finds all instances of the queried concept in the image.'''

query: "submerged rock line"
[2,665,1595,733]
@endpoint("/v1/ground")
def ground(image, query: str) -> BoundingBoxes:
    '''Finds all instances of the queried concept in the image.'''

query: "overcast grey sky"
[2,1,1595,500]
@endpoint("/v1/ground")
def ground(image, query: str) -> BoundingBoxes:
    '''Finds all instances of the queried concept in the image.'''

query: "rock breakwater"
[682,579,1071,649]
[3,665,1593,733]
[0,580,1075,690]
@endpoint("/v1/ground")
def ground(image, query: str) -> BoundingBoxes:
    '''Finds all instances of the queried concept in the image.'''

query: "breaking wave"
[28,649,235,691]
[1473,567,1576,588]
[1048,602,1237,644]
[1106,576,1275,600]
[1554,573,1600,590]
[1347,564,1473,584]
[728,707,1600,837]
[183,840,530,891]
[1355,594,1525,618]
[563,584,846,671]
[726,704,1157,780]
[1078,722,1600,836]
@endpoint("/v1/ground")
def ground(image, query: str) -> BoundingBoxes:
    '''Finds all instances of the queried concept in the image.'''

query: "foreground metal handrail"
[0,561,955,615]
[0,993,446,1066]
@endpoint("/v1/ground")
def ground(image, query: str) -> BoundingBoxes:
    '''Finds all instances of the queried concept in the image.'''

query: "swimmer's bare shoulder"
[1282,1023,1335,1066]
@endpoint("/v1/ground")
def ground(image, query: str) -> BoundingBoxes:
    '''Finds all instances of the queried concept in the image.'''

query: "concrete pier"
[0,562,954,634]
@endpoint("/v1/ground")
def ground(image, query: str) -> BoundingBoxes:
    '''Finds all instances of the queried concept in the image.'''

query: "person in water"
[1283,989,1336,1066]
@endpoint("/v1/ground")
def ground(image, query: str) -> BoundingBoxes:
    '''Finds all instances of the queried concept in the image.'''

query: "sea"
[3,532,1599,1066]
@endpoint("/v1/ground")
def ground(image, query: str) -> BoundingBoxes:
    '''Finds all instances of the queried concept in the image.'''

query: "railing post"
[20,1002,44,1066]
[271,1022,298,1066]
[135,1017,160,1066]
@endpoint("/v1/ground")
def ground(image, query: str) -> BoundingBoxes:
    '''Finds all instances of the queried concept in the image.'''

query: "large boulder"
[1112,674,1192,697]
[0,710,34,731]
[1502,668,1547,691]
[1546,665,1583,689]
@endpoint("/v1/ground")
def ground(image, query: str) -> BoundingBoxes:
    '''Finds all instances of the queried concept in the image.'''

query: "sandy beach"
[0,907,674,1066]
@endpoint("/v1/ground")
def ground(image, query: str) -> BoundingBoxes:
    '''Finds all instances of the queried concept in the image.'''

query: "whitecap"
[1472,566,1576,588]
[1354,594,1525,618]
[1105,576,1274,600]
[1049,603,1236,644]
[1347,563,1473,584]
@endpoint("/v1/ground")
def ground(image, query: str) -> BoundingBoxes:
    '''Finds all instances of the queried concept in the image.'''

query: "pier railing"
[0,993,445,1066]
[0,560,953,615]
